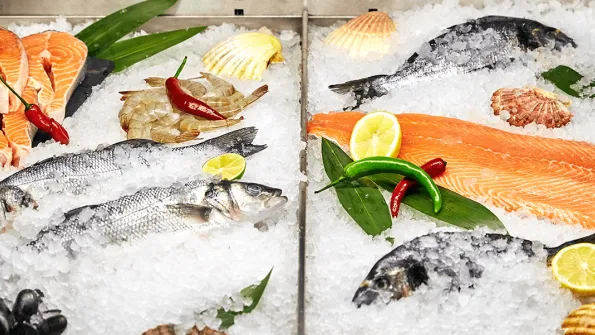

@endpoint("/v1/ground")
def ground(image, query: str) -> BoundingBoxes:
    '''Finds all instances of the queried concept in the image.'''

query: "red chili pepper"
[390,158,447,218]
[0,76,70,145]
[165,57,226,121]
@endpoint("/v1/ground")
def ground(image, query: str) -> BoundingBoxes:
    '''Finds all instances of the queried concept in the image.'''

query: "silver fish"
[0,127,266,221]
[28,179,287,252]
[352,231,595,307]
[329,16,577,110]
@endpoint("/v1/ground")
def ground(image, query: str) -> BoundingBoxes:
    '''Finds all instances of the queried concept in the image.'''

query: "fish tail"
[328,74,388,110]
[546,233,595,259]
[201,127,267,157]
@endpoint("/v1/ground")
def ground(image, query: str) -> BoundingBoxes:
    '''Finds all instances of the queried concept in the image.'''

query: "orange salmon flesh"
[308,112,595,229]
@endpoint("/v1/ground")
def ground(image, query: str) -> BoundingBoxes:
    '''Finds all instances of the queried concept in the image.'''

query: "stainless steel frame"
[1,0,587,333]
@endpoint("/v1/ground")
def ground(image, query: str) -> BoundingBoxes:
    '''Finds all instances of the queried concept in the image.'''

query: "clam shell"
[324,11,396,58]
[202,27,284,81]
[561,303,595,335]
[491,87,573,128]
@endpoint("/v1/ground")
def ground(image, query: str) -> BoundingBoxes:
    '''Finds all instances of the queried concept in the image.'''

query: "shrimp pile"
[118,72,268,143]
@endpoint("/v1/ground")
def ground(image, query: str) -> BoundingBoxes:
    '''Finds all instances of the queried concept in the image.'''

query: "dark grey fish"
[0,127,266,220]
[352,231,595,307]
[27,179,287,252]
[329,16,577,110]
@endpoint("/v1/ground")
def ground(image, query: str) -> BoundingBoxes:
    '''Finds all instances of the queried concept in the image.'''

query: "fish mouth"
[352,285,379,308]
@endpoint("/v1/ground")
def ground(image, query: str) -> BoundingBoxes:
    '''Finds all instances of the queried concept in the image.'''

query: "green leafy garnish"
[542,65,595,98]
[321,138,392,236]
[96,27,206,72]
[76,0,177,56]
[319,138,506,234]
[216,268,273,329]
[385,236,395,246]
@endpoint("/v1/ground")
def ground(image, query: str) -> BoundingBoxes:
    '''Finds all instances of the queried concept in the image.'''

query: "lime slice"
[350,110,402,161]
[551,243,595,295]
[202,153,246,180]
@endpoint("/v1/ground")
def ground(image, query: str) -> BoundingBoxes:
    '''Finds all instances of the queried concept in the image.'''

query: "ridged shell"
[561,303,595,335]
[202,27,284,81]
[324,11,396,58]
[142,325,226,335]
[491,87,573,128]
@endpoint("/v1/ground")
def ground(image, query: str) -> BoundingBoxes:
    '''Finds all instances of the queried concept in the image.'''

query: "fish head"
[204,181,287,222]
[0,186,37,213]
[520,22,577,50]
[352,257,428,307]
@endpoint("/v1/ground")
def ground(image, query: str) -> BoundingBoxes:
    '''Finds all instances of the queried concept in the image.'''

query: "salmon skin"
[32,57,114,146]
[329,16,577,110]
[308,112,595,228]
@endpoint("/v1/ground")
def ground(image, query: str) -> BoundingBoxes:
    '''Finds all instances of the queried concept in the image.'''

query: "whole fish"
[352,231,595,307]
[329,16,577,110]
[28,179,287,252]
[0,127,266,224]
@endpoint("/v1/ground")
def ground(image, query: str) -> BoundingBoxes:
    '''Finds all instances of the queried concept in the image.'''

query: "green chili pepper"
[315,156,443,213]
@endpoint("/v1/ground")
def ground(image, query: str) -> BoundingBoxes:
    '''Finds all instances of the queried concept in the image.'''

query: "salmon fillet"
[308,112,595,229]
[0,28,28,114]
[3,84,38,167]
[22,31,87,123]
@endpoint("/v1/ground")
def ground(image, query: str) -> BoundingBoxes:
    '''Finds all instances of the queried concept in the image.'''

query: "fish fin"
[175,131,201,143]
[199,127,267,157]
[166,204,212,223]
[546,233,595,261]
[329,74,388,110]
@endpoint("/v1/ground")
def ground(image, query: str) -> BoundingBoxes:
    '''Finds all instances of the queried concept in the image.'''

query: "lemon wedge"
[350,111,402,161]
[202,153,246,180]
[551,243,595,295]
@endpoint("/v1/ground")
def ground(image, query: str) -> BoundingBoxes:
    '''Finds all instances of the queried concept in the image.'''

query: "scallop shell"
[561,303,595,335]
[324,11,396,59]
[142,325,226,335]
[491,87,573,128]
[202,27,284,81]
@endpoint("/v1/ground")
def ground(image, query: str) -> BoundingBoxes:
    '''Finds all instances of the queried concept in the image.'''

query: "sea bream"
[329,16,577,110]
[27,179,287,253]
[352,231,595,307]
[0,127,266,229]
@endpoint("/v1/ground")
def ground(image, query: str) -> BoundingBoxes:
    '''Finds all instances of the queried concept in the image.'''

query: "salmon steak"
[0,28,29,166]
[21,31,87,123]
[308,112,595,229]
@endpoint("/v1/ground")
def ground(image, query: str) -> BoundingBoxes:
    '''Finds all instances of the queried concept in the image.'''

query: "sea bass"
[329,16,577,110]
[353,231,595,307]
[28,179,287,252]
[0,127,266,224]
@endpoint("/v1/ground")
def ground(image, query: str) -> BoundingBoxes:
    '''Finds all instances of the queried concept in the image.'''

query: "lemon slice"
[202,153,246,180]
[551,243,595,295]
[350,111,402,161]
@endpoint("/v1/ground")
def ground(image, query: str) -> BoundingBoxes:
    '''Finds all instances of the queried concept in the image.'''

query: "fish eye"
[375,278,390,290]
[246,184,262,196]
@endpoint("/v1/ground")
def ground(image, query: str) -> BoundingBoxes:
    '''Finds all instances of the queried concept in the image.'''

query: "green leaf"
[542,65,595,98]
[368,174,506,232]
[76,0,177,56]
[96,27,206,72]
[217,268,273,329]
[321,138,392,236]
[385,236,395,246]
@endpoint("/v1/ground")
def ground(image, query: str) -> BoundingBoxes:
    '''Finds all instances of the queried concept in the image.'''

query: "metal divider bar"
[297,7,309,335]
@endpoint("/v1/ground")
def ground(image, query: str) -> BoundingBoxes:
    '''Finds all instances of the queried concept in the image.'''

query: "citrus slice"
[551,243,595,295]
[202,153,246,180]
[350,111,402,161]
